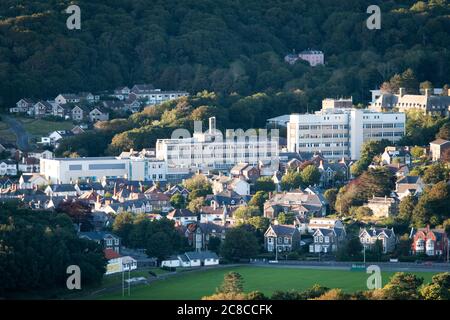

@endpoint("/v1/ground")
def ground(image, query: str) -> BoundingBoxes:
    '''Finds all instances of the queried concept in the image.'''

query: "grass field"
[98,266,437,300]
[18,117,74,136]
[0,121,15,142]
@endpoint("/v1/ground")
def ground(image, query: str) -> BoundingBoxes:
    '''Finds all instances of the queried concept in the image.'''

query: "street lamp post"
[275,237,278,261]
[363,245,366,265]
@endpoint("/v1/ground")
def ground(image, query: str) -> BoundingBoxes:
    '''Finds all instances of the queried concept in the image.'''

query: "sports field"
[98,266,437,300]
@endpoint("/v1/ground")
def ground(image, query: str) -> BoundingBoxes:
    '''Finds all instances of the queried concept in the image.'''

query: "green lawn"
[18,117,74,136]
[0,121,15,142]
[101,268,172,287]
[98,266,437,300]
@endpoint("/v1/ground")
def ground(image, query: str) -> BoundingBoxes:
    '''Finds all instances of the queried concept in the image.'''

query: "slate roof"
[397,175,421,184]
[430,138,450,146]
[185,250,219,261]
[269,224,298,237]
[79,231,119,241]
[167,208,196,218]
[48,184,77,192]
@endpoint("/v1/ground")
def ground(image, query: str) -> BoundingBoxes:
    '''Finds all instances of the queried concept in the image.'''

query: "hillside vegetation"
[1,0,450,109]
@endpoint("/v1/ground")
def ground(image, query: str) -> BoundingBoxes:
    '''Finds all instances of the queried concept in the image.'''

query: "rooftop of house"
[268,224,298,237]
[167,208,196,218]
[79,231,119,241]
[360,227,394,238]
[396,175,421,185]
[185,250,219,261]
[46,184,77,192]
[367,196,397,204]
[430,138,450,146]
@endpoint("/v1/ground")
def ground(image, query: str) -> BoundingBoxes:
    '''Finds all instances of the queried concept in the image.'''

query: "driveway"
[3,116,30,151]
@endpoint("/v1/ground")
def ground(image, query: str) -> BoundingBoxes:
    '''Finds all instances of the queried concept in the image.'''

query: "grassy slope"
[0,121,15,142]
[98,266,436,300]
[18,117,74,137]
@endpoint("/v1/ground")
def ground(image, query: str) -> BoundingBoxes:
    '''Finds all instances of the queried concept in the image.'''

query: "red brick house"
[411,226,448,256]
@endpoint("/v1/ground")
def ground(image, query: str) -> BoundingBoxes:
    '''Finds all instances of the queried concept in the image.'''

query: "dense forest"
[1,0,450,110]
[0,203,106,296]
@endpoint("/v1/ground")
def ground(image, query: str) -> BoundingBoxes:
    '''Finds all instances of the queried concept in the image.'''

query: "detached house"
[230,163,260,182]
[164,184,190,199]
[206,190,251,209]
[11,98,34,113]
[395,175,424,200]
[79,231,121,253]
[19,173,48,189]
[381,146,412,165]
[317,159,349,186]
[359,227,396,253]
[71,105,90,121]
[52,103,68,118]
[310,227,346,254]
[264,224,301,253]
[430,139,450,162]
[167,208,197,226]
[411,226,448,256]
[124,95,141,113]
[211,175,250,196]
[264,189,327,219]
[55,94,80,105]
[32,101,54,118]
[0,160,17,176]
[89,107,109,122]
[114,86,131,100]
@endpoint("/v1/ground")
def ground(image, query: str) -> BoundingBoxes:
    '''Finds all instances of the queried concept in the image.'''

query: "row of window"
[314,236,331,243]
[298,125,349,130]
[363,123,404,129]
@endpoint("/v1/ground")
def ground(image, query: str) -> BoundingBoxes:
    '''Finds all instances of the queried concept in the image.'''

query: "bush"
[286,251,300,260]
[161,266,176,272]
[42,115,66,122]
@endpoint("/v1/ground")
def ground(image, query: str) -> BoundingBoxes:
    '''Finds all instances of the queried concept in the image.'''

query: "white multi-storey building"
[40,156,166,184]
[287,108,405,160]
[156,117,279,171]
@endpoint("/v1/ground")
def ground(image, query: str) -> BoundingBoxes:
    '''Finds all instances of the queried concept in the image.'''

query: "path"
[3,116,30,151]
[250,260,450,273]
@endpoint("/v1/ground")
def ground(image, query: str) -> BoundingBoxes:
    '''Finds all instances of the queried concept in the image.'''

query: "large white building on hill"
[156,117,279,171]
[287,108,405,160]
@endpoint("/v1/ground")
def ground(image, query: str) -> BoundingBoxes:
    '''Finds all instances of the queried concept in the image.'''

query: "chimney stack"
[209,117,216,133]
[425,88,431,97]
[399,88,405,97]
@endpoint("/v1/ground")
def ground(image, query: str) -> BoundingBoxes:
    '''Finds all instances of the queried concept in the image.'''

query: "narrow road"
[3,116,30,151]
[250,261,450,273]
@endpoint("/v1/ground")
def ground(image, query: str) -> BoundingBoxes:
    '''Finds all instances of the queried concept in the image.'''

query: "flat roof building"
[40,156,166,184]
[287,108,405,160]
[156,117,279,171]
